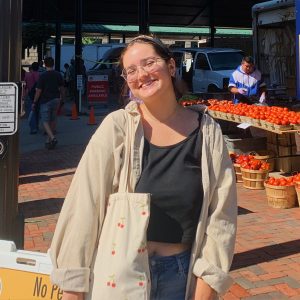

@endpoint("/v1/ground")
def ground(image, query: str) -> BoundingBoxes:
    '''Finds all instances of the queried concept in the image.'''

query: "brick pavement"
[18,138,300,299]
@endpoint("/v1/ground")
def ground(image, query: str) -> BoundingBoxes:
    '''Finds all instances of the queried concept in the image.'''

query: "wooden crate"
[267,143,300,173]
[266,132,296,146]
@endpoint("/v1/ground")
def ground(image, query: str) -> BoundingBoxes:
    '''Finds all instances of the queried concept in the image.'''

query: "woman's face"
[122,43,175,101]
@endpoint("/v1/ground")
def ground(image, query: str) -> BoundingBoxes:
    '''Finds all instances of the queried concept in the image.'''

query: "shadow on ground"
[231,239,300,270]
[19,198,64,218]
[19,171,75,185]
[19,144,85,175]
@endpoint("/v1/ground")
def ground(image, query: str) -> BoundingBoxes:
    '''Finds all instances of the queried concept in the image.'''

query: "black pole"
[75,0,83,114]
[138,0,150,34]
[0,0,24,249]
[209,0,215,47]
[55,21,62,72]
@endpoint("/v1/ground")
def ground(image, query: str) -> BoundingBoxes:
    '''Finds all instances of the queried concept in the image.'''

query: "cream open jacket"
[50,101,237,299]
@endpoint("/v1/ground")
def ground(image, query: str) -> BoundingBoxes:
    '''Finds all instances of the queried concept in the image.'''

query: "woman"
[50,35,237,300]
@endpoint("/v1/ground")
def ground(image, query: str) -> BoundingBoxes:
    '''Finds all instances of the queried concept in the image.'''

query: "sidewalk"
[18,103,300,299]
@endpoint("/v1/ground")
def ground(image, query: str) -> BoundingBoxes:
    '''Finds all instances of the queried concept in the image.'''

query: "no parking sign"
[87,75,109,103]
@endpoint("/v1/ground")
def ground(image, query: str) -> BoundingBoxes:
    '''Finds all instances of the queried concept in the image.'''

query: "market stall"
[180,99,300,208]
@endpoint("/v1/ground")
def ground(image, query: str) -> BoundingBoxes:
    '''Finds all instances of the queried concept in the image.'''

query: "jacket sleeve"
[50,113,124,292]
[193,119,237,295]
[228,72,236,89]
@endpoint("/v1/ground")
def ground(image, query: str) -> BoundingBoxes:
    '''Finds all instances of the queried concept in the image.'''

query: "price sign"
[0,83,18,136]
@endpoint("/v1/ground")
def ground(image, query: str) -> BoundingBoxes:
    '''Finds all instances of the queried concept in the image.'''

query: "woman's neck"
[140,98,180,123]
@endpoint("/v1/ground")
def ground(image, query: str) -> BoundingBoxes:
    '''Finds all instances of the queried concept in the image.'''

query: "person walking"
[24,62,40,133]
[50,35,237,300]
[229,56,267,105]
[32,57,64,149]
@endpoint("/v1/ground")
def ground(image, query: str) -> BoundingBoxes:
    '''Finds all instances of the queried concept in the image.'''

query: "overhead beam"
[138,0,150,34]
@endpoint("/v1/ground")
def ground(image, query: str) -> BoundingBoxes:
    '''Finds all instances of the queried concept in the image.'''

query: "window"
[208,52,244,71]
[195,54,210,70]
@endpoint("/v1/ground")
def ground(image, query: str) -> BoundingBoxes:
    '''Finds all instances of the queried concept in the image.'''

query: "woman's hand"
[193,278,216,300]
[62,291,84,300]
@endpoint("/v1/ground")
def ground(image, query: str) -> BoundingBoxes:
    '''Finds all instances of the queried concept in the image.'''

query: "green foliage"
[23,23,54,49]
[82,37,102,45]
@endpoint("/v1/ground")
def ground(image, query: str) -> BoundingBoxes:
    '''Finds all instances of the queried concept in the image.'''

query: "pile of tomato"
[265,174,300,186]
[230,153,270,171]
[180,100,207,107]
[208,102,300,126]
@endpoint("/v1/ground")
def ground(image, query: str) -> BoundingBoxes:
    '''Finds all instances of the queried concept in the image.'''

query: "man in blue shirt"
[228,56,267,104]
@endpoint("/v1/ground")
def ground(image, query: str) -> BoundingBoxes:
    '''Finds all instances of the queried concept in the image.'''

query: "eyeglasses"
[121,57,163,82]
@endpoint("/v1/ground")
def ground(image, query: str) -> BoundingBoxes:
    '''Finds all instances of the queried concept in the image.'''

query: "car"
[172,47,244,94]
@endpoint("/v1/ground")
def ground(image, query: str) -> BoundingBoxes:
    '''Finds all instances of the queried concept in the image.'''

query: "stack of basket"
[233,163,243,183]
[240,168,269,190]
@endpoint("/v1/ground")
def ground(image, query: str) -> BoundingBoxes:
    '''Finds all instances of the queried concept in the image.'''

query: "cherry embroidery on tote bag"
[107,275,117,288]
[111,242,116,255]
[117,217,125,228]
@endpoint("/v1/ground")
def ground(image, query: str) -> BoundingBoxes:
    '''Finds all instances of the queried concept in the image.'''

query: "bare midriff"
[147,241,191,256]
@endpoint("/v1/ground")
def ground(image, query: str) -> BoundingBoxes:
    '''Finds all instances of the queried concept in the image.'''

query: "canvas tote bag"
[86,119,151,300]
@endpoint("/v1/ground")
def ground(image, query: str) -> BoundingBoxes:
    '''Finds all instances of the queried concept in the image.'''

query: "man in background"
[32,57,64,149]
[229,56,267,105]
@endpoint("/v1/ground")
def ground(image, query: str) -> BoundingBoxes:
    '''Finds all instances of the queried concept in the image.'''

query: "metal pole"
[209,0,215,47]
[75,0,83,114]
[296,0,300,100]
[138,0,150,34]
[55,21,62,72]
[0,0,24,249]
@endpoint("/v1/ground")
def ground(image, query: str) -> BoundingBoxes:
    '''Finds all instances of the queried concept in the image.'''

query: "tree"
[22,22,54,50]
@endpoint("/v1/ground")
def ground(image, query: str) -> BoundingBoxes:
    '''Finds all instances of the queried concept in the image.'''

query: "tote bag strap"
[118,116,132,193]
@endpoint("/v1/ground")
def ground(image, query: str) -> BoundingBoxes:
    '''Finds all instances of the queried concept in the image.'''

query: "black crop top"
[135,113,203,244]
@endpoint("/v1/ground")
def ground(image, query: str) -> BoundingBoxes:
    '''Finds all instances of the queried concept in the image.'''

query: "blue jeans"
[149,249,191,300]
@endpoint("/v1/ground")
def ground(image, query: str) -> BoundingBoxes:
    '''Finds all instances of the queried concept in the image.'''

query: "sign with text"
[87,75,109,103]
[0,83,18,136]
[0,269,62,300]
[76,74,83,90]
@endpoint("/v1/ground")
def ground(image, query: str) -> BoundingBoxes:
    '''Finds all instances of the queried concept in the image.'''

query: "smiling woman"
[50,35,237,300]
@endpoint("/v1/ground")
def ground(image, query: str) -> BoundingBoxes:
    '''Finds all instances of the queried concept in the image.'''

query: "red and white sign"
[87,75,109,103]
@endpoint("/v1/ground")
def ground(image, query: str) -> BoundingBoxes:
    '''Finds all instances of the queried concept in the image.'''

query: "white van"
[172,48,244,94]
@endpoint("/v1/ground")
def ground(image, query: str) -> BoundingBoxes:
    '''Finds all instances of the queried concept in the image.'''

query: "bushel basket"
[264,182,297,209]
[295,181,300,207]
[233,163,243,183]
[240,168,269,190]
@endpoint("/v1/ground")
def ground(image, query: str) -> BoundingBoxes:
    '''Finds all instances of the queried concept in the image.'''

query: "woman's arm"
[62,292,84,300]
[193,278,216,300]
[193,117,237,297]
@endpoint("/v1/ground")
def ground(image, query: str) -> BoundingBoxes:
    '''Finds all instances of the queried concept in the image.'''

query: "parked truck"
[49,43,125,71]
[252,0,298,100]
[173,48,244,95]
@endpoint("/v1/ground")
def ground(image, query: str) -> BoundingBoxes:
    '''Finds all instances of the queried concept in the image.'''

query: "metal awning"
[23,0,265,29]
